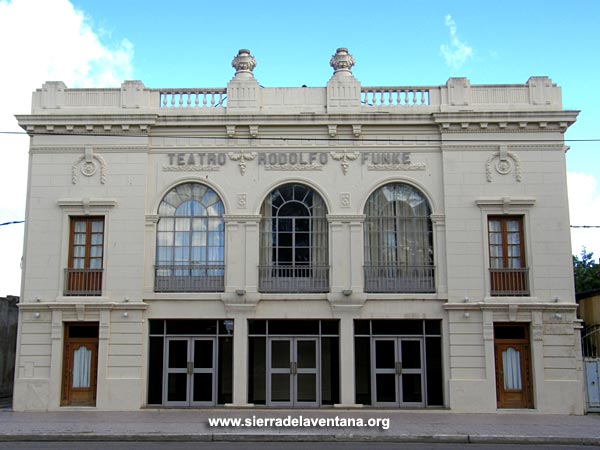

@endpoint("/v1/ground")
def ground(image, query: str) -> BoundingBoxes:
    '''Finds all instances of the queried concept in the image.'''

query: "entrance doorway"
[164,337,216,406]
[248,319,339,406]
[268,337,319,406]
[372,338,425,407]
[147,319,233,407]
[494,323,533,409]
[61,323,98,406]
[354,319,443,407]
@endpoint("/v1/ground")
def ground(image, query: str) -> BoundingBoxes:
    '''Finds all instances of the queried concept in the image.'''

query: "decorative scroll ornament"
[72,147,106,184]
[486,146,521,182]
[228,149,257,175]
[330,150,359,175]
[231,49,257,76]
[329,47,355,75]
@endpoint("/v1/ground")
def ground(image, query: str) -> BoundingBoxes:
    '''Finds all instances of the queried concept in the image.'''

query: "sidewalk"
[1,408,600,445]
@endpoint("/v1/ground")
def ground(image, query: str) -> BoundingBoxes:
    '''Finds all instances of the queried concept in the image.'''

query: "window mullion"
[85,218,92,269]
[502,219,509,269]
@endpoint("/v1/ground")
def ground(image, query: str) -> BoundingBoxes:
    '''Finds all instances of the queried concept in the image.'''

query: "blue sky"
[0,0,599,295]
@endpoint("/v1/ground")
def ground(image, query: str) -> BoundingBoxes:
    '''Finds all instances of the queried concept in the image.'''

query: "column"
[143,215,159,295]
[335,311,361,407]
[430,214,447,296]
[228,308,253,407]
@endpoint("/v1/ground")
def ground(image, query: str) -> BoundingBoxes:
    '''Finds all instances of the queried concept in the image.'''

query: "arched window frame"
[259,183,329,292]
[155,183,225,292]
[363,183,434,293]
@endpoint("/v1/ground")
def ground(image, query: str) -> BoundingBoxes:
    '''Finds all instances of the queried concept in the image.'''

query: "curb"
[1,433,600,445]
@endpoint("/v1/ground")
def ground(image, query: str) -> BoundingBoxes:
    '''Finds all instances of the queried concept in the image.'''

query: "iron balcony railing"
[364,265,435,293]
[154,264,225,293]
[64,268,103,296]
[489,267,530,296]
[258,265,329,293]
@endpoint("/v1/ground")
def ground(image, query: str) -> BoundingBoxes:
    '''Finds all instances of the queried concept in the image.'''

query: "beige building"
[14,48,584,413]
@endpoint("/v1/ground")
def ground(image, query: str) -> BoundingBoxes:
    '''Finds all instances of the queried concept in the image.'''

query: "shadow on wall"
[0,296,19,404]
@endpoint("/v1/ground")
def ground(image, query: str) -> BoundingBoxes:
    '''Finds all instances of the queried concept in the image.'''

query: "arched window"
[259,183,328,292]
[155,183,225,292]
[364,183,434,293]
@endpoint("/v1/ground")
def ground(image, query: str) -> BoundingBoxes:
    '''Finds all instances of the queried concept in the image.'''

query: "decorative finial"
[232,49,256,77]
[329,47,355,76]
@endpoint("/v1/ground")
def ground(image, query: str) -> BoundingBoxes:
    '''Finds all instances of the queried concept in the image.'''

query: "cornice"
[16,113,158,137]
[433,110,578,134]
[223,214,262,222]
[57,198,117,208]
[443,302,577,311]
[326,214,366,223]
[19,302,148,311]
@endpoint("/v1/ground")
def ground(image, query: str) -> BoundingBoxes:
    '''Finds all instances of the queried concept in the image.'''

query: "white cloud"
[568,172,600,260]
[440,14,473,69]
[0,0,134,296]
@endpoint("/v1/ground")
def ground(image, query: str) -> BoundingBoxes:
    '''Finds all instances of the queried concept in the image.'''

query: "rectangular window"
[488,216,529,296]
[65,217,104,296]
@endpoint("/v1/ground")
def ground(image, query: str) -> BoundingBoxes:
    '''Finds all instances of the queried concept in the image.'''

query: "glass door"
[164,337,216,406]
[372,338,425,407]
[268,337,319,406]
[399,339,425,407]
[295,338,319,406]
[268,338,292,406]
[191,338,216,406]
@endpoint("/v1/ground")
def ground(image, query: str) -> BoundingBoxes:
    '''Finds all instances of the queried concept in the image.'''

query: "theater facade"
[14,48,584,413]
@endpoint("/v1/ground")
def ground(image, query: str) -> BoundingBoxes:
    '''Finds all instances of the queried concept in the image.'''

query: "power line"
[0,130,599,143]
[0,221,24,226]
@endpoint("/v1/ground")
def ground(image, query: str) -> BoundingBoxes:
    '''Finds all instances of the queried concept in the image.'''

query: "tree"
[573,248,600,294]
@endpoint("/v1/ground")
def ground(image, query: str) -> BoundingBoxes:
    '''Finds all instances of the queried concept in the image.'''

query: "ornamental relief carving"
[486,146,522,182]
[237,193,248,209]
[72,147,106,184]
[330,150,359,175]
[228,150,257,175]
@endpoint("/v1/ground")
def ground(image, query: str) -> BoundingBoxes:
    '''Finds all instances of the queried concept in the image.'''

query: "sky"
[0,0,599,296]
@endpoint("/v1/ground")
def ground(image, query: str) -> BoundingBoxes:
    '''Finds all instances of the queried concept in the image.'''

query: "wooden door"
[494,324,532,409]
[61,324,98,406]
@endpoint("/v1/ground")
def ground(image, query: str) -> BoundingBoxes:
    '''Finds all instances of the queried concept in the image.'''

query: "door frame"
[494,323,533,409]
[266,336,320,407]
[163,337,217,407]
[371,337,426,407]
[61,323,99,407]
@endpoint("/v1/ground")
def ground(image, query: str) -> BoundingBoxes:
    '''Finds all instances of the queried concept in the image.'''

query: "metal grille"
[364,265,435,293]
[582,325,600,358]
[364,184,434,294]
[489,268,530,296]
[258,265,329,293]
[154,264,225,292]
[259,184,329,293]
[64,268,103,296]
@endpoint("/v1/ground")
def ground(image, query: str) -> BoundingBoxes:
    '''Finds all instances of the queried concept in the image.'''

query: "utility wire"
[0,221,24,226]
[0,130,598,143]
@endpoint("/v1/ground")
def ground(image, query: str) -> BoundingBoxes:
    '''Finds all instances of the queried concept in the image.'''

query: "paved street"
[1,409,600,446]
[0,442,596,450]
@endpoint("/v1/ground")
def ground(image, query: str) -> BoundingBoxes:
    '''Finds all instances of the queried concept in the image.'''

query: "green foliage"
[573,248,600,294]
